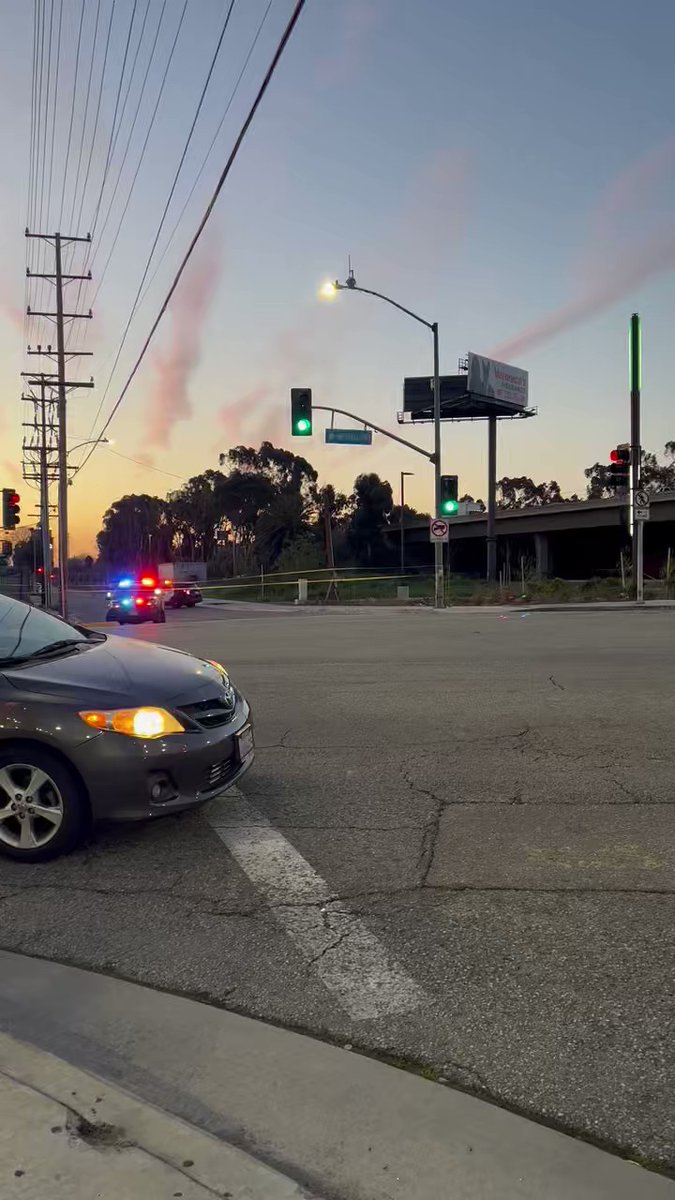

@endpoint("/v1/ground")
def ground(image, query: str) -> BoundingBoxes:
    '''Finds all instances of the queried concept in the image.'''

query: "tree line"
[95,442,429,575]
[11,440,675,576]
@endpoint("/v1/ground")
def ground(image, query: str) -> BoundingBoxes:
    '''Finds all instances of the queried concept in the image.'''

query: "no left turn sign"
[430,518,449,543]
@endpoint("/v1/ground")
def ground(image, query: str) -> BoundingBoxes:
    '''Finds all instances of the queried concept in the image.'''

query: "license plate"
[237,725,254,760]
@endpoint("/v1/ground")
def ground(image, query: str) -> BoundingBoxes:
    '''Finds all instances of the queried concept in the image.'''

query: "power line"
[103,446,184,479]
[71,0,117,243]
[80,0,186,375]
[138,0,275,311]
[44,0,64,234]
[34,0,54,345]
[74,0,162,320]
[57,0,86,228]
[69,0,145,330]
[65,0,103,240]
[88,0,140,240]
[86,0,238,436]
[87,0,155,252]
[25,0,42,346]
[87,0,173,284]
[78,0,307,472]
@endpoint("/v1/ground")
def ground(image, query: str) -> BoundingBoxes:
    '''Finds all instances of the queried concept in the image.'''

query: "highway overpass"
[391,492,675,579]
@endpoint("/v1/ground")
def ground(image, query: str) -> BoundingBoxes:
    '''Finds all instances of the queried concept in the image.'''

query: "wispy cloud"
[316,0,382,88]
[144,229,224,448]
[492,137,675,361]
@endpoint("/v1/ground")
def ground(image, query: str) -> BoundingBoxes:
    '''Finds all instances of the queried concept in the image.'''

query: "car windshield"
[0,595,93,665]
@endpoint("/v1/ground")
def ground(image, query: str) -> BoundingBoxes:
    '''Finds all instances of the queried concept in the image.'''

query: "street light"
[400,471,414,575]
[67,437,110,457]
[66,438,110,484]
[322,266,444,607]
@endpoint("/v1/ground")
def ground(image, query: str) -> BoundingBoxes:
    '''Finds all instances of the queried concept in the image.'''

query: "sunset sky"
[0,0,674,554]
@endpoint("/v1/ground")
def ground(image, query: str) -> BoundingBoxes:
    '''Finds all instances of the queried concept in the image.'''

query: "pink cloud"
[144,229,224,448]
[317,0,382,88]
[492,137,675,361]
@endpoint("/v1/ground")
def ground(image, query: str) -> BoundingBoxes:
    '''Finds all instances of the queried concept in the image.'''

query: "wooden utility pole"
[25,230,93,619]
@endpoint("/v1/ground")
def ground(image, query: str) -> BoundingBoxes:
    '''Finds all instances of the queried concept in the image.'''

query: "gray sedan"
[0,593,254,861]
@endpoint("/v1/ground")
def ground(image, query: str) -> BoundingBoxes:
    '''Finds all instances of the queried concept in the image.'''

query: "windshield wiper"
[0,639,87,668]
[26,639,88,658]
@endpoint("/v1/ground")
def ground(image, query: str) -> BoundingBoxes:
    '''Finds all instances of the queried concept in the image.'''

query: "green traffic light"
[295,417,311,434]
[441,499,458,516]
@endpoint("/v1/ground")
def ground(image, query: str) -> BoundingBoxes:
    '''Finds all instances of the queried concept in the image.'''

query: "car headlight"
[79,707,185,738]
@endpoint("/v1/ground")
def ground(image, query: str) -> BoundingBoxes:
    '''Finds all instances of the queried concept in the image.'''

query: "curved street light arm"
[335,281,434,332]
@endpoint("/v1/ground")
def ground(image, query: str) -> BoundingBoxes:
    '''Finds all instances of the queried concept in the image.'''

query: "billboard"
[467,353,528,410]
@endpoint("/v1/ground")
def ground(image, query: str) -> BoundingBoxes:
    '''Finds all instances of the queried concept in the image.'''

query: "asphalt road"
[1,603,674,1171]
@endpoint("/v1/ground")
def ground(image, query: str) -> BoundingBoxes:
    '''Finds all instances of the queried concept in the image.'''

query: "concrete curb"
[0,1030,317,1199]
[1,952,673,1200]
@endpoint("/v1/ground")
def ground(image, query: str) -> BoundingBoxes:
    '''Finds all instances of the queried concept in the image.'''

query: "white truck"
[158,562,206,608]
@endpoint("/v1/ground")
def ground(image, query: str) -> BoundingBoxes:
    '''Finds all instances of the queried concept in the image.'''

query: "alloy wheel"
[0,763,64,851]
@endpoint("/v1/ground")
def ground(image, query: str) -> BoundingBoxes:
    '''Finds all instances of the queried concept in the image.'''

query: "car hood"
[1,635,225,708]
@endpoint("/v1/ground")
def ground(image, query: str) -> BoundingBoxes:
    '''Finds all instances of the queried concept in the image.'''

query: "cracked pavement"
[1,604,675,1169]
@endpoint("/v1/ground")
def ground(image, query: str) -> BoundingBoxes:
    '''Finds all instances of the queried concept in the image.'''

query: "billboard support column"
[487,414,497,583]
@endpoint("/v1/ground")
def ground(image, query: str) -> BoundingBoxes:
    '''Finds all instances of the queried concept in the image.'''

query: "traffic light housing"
[439,474,459,516]
[291,388,312,436]
[2,489,20,529]
[609,445,630,491]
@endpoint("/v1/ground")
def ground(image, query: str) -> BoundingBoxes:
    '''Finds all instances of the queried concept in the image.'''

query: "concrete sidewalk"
[0,1031,315,1199]
[1,952,673,1200]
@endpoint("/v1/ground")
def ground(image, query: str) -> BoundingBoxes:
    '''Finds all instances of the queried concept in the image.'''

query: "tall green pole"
[630,313,643,604]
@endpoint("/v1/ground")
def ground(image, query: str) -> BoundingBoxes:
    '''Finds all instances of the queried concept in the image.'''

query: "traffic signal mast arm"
[312,404,435,461]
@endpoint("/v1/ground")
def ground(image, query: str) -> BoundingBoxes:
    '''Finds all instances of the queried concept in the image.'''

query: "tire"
[0,748,89,862]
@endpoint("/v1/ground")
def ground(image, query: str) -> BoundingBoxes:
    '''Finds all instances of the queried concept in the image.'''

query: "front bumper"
[70,697,253,821]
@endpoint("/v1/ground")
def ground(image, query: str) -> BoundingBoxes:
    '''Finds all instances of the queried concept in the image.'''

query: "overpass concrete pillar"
[534,532,551,578]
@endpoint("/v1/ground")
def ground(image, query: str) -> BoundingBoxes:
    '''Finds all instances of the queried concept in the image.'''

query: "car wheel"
[0,750,89,862]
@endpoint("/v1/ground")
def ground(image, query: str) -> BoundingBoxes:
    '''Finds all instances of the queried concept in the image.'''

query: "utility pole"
[38,379,52,609]
[25,230,93,620]
[20,376,56,608]
[629,312,643,605]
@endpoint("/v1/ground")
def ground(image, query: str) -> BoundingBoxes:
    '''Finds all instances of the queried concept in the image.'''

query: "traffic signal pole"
[432,322,443,608]
[629,313,643,605]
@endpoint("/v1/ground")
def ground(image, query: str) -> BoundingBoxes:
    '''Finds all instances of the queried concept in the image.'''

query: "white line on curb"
[205,790,426,1021]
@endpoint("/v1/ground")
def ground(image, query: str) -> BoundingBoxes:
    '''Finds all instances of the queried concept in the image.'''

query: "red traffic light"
[610,446,630,464]
[610,449,620,464]
[9,492,19,505]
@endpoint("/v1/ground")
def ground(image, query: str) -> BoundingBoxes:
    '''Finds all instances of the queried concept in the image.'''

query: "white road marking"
[205,789,426,1021]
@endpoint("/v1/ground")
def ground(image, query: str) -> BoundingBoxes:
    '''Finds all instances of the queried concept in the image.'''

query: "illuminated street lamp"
[320,265,444,608]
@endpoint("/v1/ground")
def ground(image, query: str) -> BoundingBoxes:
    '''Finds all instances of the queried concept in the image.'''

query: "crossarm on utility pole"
[313,405,434,461]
